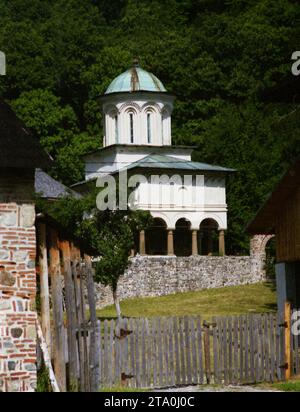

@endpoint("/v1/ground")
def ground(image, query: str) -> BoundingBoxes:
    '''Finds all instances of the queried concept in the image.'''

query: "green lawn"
[96,282,277,320]
[259,376,300,392]
[272,380,300,392]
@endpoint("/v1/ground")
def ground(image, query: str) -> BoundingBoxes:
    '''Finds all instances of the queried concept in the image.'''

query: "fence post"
[37,221,52,359]
[49,229,66,392]
[203,320,211,384]
[85,254,101,392]
[284,302,292,380]
[60,240,78,390]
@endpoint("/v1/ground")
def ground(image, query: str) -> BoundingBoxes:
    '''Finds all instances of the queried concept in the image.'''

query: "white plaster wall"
[102,92,174,147]
[133,175,203,210]
[85,148,192,180]
[204,177,226,205]
[85,152,118,178]
[130,174,227,229]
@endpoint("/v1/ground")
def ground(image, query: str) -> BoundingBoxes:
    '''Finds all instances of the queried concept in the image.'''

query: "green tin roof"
[118,154,235,173]
[105,62,167,94]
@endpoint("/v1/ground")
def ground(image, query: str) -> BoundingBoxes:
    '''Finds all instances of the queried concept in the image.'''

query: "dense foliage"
[1,0,300,252]
[36,190,152,315]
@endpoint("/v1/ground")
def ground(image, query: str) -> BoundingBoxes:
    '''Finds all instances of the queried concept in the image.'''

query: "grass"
[96,282,277,320]
[260,376,300,392]
[270,375,300,392]
[272,381,300,392]
[36,361,52,392]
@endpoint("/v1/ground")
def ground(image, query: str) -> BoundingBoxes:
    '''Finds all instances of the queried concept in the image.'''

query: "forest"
[0,0,300,253]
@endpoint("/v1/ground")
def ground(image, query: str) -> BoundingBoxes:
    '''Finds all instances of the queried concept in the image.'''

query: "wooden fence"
[37,221,101,392]
[96,310,300,389]
[292,310,300,377]
[212,313,285,384]
[37,224,300,392]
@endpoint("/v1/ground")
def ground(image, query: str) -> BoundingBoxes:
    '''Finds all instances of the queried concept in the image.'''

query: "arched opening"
[129,112,134,143]
[147,112,152,143]
[142,105,157,145]
[104,105,119,146]
[174,218,192,257]
[199,219,219,255]
[146,218,167,255]
[114,114,119,143]
[250,234,276,281]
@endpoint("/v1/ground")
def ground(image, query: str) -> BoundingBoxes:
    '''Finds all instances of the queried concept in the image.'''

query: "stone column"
[219,229,225,256]
[167,230,174,256]
[198,231,202,255]
[192,230,198,256]
[139,230,146,255]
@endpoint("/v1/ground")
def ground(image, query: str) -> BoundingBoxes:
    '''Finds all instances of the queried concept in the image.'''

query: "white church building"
[74,61,234,257]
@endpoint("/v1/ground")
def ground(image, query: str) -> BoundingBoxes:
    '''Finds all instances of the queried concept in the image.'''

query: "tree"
[2,0,300,253]
[93,209,151,319]
[37,189,152,319]
[12,89,99,185]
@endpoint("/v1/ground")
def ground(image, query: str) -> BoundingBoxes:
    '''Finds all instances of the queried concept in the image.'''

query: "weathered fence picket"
[40,225,295,392]
[94,312,287,389]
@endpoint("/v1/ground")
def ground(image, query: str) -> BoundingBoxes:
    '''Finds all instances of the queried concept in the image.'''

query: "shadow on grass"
[262,281,277,312]
[265,280,277,293]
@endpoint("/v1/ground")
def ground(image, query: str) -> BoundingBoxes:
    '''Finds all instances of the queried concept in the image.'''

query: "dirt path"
[155,385,281,392]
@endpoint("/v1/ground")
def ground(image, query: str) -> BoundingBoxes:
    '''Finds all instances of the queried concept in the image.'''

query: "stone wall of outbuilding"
[0,203,37,392]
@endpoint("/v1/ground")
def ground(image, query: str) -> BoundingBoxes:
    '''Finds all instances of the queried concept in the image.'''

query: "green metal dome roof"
[105,61,167,94]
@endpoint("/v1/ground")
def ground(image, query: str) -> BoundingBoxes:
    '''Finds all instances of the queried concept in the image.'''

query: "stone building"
[0,100,51,392]
[73,61,235,257]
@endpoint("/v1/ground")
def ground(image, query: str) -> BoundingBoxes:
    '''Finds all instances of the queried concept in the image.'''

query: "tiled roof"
[118,154,235,173]
[35,169,81,199]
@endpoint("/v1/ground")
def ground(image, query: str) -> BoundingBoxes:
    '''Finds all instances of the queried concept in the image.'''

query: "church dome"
[105,61,167,94]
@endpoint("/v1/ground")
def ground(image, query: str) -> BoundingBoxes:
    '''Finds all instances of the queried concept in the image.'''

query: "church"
[73,61,234,257]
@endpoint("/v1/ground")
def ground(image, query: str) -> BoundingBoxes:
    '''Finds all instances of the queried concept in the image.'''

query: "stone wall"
[0,203,37,392]
[94,254,265,309]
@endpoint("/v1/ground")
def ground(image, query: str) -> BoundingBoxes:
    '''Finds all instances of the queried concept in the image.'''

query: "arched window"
[129,112,134,143]
[114,114,119,143]
[147,112,152,143]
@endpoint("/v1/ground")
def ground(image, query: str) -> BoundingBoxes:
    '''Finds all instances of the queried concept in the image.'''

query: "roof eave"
[81,144,198,159]
[114,164,236,175]
[99,90,175,101]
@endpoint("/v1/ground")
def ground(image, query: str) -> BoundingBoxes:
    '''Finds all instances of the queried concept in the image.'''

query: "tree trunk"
[113,288,122,320]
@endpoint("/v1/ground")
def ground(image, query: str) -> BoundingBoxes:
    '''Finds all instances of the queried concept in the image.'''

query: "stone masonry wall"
[0,203,37,392]
[94,254,265,309]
